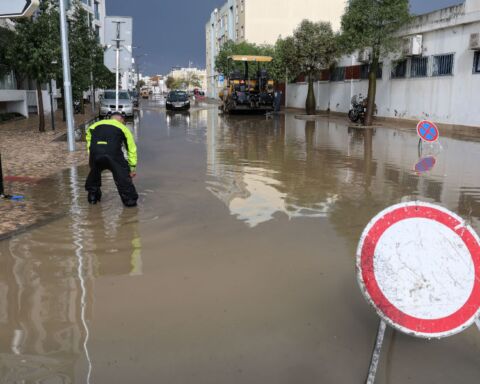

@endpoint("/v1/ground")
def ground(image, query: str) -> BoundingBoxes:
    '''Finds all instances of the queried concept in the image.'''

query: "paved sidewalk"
[0,109,96,238]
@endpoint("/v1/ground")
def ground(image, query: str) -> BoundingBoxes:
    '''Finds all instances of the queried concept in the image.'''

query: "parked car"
[100,90,134,117]
[166,91,190,111]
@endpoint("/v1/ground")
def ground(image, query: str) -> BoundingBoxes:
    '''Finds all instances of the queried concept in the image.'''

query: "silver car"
[100,90,134,117]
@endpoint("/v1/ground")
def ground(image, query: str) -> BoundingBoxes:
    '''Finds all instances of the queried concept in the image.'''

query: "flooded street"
[1,101,480,383]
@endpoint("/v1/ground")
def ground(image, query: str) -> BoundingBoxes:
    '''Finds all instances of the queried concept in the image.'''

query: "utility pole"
[59,0,76,152]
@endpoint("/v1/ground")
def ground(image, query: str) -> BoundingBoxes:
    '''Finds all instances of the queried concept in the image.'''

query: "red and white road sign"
[417,120,440,142]
[357,202,480,338]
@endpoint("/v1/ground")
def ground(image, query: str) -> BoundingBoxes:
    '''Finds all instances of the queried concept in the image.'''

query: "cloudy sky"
[105,0,464,75]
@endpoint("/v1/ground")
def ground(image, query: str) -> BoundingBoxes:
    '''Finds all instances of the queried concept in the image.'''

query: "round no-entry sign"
[357,202,480,338]
[417,120,439,142]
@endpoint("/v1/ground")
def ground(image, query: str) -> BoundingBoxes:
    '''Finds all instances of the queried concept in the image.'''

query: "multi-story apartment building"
[205,0,345,98]
[68,0,106,44]
[168,67,208,92]
[71,0,107,44]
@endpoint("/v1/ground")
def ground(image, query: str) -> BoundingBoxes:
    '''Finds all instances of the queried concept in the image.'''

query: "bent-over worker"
[85,112,138,207]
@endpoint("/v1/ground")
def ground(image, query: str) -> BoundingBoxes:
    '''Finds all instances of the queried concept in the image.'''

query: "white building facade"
[73,0,107,44]
[287,0,480,127]
[167,67,207,92]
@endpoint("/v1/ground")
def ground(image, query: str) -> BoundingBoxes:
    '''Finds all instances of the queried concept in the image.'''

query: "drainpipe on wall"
[350,54,355,104]
[285,69,288,109]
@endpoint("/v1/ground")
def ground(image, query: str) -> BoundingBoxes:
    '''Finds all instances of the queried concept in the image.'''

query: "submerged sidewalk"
[0,110,95,238]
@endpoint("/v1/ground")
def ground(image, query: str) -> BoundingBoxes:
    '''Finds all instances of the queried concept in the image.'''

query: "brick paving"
[0,109,96,238]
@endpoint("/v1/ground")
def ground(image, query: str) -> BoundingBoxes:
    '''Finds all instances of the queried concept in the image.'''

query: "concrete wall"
[0,91,28,117]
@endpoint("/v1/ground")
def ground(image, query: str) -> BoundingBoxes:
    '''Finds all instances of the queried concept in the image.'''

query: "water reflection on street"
[1,103,480,383]
[206,112,480,234]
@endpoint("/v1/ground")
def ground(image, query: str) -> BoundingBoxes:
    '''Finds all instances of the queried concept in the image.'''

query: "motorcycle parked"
[348,94,367,124]
[73,100,82,114]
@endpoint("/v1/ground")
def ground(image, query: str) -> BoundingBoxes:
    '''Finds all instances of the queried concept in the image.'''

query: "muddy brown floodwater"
[1,102,480,383]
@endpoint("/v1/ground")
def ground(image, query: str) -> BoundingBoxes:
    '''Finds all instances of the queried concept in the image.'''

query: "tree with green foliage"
[69,0,99,113]
[215,40,264,75]
[290,20,337,115]
[270,36,300,84]
[0,27,16,79]
[340,0,412,126]
[165,76,176,90]
[214,40,286,83]
[136,79,146,90]
[7,0,61,132]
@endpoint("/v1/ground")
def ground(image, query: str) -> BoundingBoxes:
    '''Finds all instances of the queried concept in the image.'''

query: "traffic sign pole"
[366,320,386,384]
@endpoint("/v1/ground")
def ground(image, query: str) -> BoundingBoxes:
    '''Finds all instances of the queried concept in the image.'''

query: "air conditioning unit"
[357,49,371,63]
[469,33,480,50]
[402,35,423,56]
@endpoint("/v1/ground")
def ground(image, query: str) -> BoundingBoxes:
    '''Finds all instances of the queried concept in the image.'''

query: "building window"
[345,65,360,80]
[474,52,480,73]
[391,60,407,78]
[319,69,330,81]
[432,54,454,76]
[330,67,345,82]
[360,63,383,79]
[94,1,100,20]
[410,56,429,78]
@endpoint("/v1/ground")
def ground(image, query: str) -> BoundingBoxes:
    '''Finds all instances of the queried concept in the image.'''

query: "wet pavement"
[1,99,480,383]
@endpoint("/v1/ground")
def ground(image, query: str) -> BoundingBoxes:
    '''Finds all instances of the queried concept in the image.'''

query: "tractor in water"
[220,55,275,114]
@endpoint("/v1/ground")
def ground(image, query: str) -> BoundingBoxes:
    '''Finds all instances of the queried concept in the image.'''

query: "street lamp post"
[59,0,76,152]
[49,78,55,131]
[50,60,58,131]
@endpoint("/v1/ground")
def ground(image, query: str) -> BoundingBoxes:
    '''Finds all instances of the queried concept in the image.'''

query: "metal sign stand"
[365,320,387,384]
[112,21,125,112]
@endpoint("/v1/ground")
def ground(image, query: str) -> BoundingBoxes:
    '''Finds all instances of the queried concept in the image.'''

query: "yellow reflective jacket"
[86,119,138,171]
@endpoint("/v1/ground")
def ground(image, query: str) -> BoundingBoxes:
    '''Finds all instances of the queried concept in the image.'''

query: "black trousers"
[85,155,138,206]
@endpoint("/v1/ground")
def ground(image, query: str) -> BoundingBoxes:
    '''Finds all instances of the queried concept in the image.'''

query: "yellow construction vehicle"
[220,55,275,113]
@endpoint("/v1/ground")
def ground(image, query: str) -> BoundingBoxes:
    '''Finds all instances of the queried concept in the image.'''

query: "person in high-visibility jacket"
[85,112,138,207]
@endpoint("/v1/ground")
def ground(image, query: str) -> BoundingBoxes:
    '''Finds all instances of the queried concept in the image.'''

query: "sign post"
[357,202,480,382]
[104,17,133,112]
